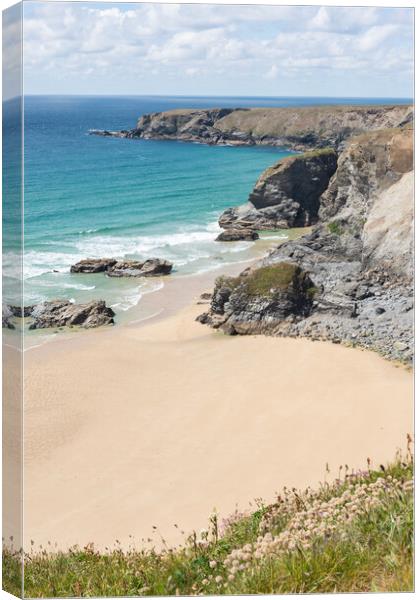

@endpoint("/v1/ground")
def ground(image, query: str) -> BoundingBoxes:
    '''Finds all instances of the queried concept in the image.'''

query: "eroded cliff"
[198,125,414,363]
[219,148,337,230]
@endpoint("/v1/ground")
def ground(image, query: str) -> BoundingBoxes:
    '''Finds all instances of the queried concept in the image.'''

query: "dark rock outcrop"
[197,262,316,335]
[27,300,115,330]
[219,203,295,231]
[2,304,15,329]
[215,228,259,242]
[71,258,173,277]
[9,305,34,318]
[88,129,129,138]
[219,149,337,230]
[107,259,172,277]
[2,304,38,329]
[71,258,118,273]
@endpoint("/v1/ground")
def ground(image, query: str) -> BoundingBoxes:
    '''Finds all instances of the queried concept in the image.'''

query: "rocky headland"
[90,104,411,151]
[198,124,414,363]
[91,103,412,236]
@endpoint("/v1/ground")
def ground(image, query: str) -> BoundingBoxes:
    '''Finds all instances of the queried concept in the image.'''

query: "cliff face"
[362,170,413,280]
[128,105,412,150]
[319,128,413,233]
[219,148,337,230]
[199,126,414,363]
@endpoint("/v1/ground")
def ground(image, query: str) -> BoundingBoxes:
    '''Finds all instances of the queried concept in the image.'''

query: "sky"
[4,2,415,98]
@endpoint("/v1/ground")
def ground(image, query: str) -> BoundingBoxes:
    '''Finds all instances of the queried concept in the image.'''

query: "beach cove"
[23,275,413,552]
[14,96,413,552]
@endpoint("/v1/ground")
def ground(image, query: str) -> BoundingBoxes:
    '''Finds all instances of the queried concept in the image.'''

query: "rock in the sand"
[2,303,38,328]
[2,304,15,329]
[197,292,213,305]
[107,258,173,277]
[70,258,117,273]
[198,262,316,335]
[215,228,259,242]
[10,305,35,318]
[28,300,115,330]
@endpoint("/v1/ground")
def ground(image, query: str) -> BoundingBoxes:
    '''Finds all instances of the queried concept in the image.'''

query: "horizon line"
[4,93,413,102]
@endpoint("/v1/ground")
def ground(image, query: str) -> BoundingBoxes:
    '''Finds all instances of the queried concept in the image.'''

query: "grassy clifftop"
[3,448,413,597]
[215,105,411,139]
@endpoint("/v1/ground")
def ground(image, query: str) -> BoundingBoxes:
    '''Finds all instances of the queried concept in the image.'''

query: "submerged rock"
[88,129,129,138]
[107,258,173,277]
[215,228,259,242]
[28,300,115,330]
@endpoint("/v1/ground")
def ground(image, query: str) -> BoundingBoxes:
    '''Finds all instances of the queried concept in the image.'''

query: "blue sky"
[13,2,415,97]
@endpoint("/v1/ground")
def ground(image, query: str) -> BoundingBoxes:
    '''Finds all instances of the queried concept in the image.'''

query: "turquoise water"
[21,96,295,312]
[3,95,412,315]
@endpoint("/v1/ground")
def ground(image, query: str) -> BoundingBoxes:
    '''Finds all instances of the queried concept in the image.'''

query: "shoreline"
[24,278,413,552]
[23,229,305,350]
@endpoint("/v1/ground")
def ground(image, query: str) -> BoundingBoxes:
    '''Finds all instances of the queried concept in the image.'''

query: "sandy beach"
[23,274,413,552]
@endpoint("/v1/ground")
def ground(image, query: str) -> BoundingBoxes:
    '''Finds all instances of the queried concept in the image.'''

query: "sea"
[2,95,412,324]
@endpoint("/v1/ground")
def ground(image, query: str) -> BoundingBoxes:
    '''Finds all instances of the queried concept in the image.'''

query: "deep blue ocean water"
[3,95,412,313]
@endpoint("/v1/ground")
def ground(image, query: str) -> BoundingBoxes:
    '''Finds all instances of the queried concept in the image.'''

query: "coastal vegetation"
[3,447,413,597]
[216,263,310,298]
[327,221,343,235]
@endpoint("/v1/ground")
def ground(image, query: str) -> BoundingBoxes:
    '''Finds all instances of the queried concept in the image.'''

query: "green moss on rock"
[328,221,344,235]
[242,263,300,296]
[216,263,314,299]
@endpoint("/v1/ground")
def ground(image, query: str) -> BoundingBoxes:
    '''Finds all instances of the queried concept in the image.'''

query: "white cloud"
[357,24,400,52]
[264,65,279,80]
[309,6,380,33]
[22,2,413,97]
[3,4,22,99]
